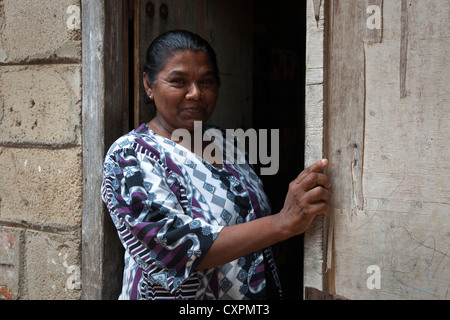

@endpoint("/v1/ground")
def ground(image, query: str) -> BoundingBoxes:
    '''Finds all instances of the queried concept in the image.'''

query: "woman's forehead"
[160,50,215,74]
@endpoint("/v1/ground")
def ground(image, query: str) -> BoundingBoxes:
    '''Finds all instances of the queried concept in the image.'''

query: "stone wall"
[0,0,82,300]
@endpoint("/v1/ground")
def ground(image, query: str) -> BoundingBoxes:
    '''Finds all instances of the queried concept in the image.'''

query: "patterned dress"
[101,123,282,300]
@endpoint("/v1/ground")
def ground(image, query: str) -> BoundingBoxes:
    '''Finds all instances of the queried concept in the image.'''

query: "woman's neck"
[148,116,178,140]
[147,116,222,170]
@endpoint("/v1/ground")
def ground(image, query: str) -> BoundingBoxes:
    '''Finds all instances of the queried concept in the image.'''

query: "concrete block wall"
[0,0,82,300]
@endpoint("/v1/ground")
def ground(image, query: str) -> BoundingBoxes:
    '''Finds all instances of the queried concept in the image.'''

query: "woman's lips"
[184,107,205,114]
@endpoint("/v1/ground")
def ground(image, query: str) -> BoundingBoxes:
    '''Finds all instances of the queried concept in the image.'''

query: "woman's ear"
[143,73,154,100]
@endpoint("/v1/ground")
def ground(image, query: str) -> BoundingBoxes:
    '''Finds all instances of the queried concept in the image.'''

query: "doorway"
[99,0,307,300]
[252,0,307,300]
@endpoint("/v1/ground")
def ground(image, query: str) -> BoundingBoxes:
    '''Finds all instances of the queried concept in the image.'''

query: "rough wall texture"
[0,0,82,300]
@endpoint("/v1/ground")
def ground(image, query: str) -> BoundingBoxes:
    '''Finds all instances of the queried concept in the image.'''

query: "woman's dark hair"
[144,30,221,88]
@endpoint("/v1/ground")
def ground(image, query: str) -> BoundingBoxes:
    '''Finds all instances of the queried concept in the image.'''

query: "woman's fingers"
[299,172,331,191]
[297,186,331,216]
[302,201,330,217]
[295,159,329,184]
[280,159,332,236]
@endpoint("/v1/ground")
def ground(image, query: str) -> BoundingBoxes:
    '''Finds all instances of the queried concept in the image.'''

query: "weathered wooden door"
[304,0,450,300]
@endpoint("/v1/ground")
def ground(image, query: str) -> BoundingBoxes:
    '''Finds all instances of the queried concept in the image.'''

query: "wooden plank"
[325,0,366,219]
[327,0,450,300]
[304,0,326,293]
[322,0,366,295]
[81,0,106,300]
[356,0,450,299]
[81,0,126,300]
[102,0,127,299]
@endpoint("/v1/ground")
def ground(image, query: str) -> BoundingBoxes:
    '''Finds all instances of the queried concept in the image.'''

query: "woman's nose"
[186,83,202,100]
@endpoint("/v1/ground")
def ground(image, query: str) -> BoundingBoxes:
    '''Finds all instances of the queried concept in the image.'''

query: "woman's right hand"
[278,159,331,238]
[198,159,332,270]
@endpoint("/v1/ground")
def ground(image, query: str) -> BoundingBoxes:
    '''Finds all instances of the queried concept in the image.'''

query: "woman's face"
[144,50,219,133]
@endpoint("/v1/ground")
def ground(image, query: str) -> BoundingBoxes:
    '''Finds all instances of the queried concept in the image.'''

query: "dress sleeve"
[101,146,223,293]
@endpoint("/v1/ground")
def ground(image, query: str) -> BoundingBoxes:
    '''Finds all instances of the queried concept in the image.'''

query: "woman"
[101,30,331,300]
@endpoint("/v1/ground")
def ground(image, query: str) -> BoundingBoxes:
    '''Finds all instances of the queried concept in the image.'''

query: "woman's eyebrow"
[166,70,188,77]
[166,70,216,78]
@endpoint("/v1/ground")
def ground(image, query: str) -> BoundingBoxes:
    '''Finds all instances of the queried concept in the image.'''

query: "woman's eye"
[200,79,215,86]
[171,79,186,85]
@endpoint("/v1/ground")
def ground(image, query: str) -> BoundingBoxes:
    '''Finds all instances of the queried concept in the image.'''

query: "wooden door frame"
[304,0,368,299]
[303,0,328,296]
[81,0,321,300]
[81,0,127,300]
